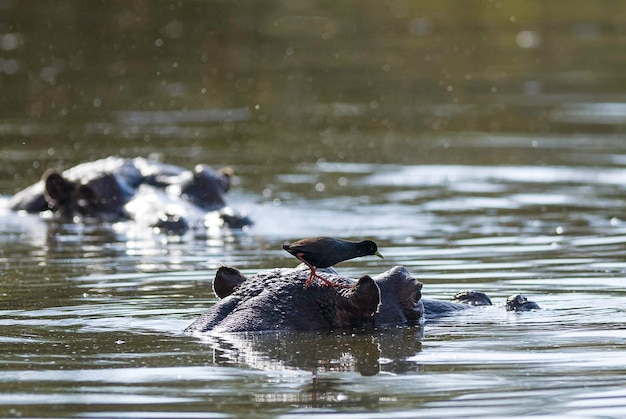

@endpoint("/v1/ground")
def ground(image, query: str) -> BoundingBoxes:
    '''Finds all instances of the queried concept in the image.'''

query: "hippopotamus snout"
[403,279,423,321]
[373,266,424,326]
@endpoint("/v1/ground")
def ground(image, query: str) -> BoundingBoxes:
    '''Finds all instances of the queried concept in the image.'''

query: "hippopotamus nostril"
[505,294,541,312]
[400,279,423,322]
[412,288,422,305]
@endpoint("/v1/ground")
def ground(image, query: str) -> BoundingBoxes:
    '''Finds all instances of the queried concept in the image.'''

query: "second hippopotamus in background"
[9,156,251,234]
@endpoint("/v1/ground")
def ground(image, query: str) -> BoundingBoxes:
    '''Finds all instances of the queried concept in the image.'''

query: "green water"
[2,1,626,417]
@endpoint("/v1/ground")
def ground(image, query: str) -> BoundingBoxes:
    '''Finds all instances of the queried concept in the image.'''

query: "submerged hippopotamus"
[184,265,538,334]
[9,156,251,234]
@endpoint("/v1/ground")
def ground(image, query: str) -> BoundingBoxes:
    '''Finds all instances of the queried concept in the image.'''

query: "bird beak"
[375,251,384,259]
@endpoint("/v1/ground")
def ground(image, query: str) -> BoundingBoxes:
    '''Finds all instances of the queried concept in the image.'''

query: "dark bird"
[282,237,384,287]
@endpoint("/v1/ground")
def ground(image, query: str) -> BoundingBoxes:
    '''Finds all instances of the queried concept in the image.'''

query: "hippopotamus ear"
[213,266,247,298]
[217,167,234,192]
[43,170,75,209]
[178,165,228,210]
[339,275,381,327]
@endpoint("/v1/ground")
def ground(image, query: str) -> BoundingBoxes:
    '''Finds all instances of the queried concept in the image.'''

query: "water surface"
[2,1,626,418]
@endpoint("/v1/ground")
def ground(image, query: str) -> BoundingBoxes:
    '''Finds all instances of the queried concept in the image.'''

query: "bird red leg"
[296,254,318,287]
[303,268,317,287]
[296,253,351,288]
[317,276,351,288]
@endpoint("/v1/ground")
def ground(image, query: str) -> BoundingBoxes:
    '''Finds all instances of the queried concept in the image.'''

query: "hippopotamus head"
[9,157,139,220]
[28,169,131,220]
[184,265,423,334]
[167,165,232,211]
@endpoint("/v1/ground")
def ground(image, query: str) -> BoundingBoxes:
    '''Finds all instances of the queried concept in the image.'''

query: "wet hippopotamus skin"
[9,156,251,233]
[184,265,539,334]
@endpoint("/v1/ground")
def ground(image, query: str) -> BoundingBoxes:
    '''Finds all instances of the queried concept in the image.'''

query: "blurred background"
[2,0,626,185]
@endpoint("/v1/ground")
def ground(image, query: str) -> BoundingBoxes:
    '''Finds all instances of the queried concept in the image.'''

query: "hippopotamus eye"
[74,185,98,212]
[77,185,94,199]
[44,172,75,205]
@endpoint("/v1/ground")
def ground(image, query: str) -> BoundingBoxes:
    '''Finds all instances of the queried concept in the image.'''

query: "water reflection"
[194,327,424,377]
[552,102,626,125]
[2,1,626,167]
